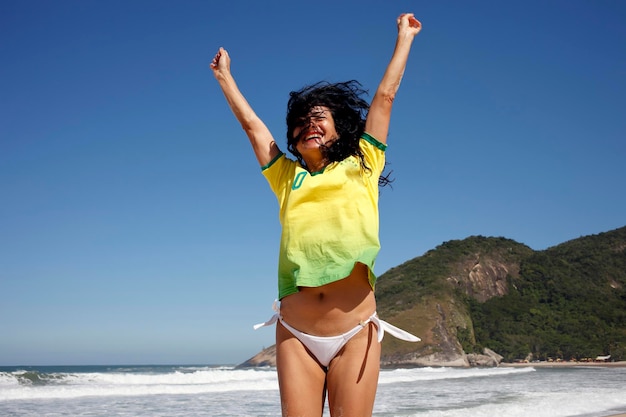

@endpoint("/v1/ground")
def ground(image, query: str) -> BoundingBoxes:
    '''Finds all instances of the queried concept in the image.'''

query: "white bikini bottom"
[254,302,420,367]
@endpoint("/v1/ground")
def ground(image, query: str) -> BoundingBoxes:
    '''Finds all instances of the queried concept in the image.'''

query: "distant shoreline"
[500,360,626,368]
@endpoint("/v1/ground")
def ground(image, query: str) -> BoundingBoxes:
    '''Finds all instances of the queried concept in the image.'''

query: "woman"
[211,13,422,417]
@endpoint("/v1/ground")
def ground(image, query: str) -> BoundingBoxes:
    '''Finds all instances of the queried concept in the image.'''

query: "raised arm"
[210,47,281,166]
[365,13,421,144]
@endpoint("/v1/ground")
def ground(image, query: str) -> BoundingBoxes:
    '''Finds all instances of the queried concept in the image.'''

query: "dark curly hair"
[285,80,392,187]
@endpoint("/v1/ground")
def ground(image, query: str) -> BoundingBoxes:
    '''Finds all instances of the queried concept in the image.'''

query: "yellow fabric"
[262,133,387,299]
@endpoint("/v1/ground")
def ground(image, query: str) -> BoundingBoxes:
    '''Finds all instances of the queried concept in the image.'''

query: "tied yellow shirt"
[262,133,387,299]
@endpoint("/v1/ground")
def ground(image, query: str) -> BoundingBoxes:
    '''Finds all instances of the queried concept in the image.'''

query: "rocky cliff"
[373,236,532,367]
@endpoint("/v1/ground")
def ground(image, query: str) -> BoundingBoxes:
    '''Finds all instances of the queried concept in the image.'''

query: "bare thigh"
[326,323,381,417]
[275,322,327,417]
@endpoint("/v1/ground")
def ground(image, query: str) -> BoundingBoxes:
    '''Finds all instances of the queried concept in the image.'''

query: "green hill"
[376,226,626,365]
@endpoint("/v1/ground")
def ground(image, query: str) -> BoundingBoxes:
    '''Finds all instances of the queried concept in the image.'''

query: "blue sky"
[1,0,625,365]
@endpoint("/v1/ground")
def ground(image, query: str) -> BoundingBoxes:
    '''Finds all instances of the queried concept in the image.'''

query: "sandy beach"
[500,360,626,368]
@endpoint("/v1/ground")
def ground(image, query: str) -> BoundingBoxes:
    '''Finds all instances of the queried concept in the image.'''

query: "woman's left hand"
[397,13,422,36]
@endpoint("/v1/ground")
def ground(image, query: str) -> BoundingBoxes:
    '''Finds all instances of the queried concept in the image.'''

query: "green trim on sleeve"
[362,132,387,151]
[261,152,285,171]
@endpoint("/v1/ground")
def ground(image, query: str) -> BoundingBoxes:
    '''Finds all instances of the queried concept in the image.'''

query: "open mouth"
[301,131,323,142]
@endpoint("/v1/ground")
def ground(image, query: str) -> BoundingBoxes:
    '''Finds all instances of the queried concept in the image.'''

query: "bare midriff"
[279,262,376,337]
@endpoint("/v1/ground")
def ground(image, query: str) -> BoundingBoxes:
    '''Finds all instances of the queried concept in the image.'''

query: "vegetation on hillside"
[467,227,626,361]
[376,226,626,363]
[377,236,532,312]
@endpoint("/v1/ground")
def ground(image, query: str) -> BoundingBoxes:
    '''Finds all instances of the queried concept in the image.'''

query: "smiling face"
[292,106,339,170]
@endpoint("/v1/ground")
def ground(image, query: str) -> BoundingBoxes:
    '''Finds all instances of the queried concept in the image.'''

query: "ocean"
[1,364,625,416]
